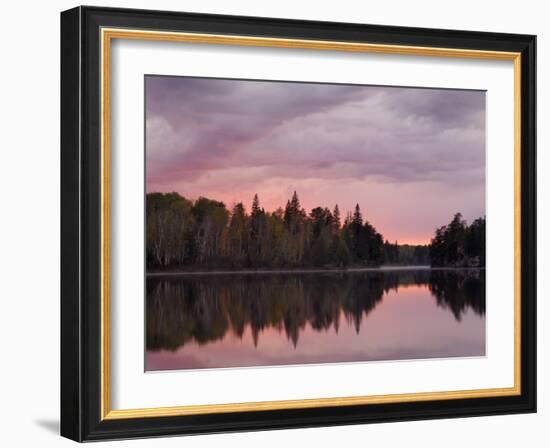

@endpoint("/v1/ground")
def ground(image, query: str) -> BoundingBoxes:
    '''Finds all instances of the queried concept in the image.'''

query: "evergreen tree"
[284,191,305,234]
[465,217,486,266]
[228,202,248,263]
[352,204,363,227]
[249,194,268,264]
[350,204,367,261]
[251,194,261,216]
[430,213,484,267]
[332,204,341,234]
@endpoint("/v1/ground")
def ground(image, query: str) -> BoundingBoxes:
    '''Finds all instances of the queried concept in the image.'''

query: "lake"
[146,268,485,371]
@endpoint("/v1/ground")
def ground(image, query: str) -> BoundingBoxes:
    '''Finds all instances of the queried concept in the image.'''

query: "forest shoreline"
[146,265,485,276]
[146,193,485,271]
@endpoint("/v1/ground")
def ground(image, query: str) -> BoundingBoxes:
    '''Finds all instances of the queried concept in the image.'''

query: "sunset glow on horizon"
[146,76,486,245]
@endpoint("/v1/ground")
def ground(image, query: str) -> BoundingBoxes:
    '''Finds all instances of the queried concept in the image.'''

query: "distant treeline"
[146,192,483,270]
[383,243,430,266]
[430,213,485,267]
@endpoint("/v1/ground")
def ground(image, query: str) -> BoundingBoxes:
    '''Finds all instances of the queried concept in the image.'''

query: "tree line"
[147,191,386,269]
[430,213,485,267]
[146,192,484,270]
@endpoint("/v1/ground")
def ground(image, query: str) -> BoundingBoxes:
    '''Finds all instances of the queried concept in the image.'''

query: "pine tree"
[284,191,305,235]
[352,204,363,227]
[429,213,484,267]
[290,191,301,211]
[249,194,264,261]
[349,204,369,263]
[251,194,261,217]
[229,202,247,262]
[332,204,341,233]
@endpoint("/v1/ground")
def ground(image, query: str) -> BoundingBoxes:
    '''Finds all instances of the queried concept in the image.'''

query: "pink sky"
[145,76,486,244]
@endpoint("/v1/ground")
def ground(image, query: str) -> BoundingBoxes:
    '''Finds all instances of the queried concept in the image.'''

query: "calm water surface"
[146,269,485,371]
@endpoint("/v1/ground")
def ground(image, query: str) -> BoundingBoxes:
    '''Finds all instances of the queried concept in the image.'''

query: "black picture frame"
[61,5,536,442]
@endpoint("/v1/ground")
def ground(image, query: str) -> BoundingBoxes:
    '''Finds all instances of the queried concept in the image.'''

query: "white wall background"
[0,0,546,446]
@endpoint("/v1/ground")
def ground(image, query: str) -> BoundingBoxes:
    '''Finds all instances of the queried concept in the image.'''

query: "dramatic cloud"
[146,76,485,244]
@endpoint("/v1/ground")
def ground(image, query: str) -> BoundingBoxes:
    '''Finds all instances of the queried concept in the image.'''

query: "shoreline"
[146,266,485,276]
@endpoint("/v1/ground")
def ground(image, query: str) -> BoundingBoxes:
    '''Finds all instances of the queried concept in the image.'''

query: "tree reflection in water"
[146,269,485,353]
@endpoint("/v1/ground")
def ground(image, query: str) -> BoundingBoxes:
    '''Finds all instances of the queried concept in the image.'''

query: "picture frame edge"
[60,5,537,442]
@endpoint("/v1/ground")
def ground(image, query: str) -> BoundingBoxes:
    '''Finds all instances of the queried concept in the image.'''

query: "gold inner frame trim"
[100,27,522,421]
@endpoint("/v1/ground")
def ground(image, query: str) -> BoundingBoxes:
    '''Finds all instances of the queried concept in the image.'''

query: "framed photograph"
[60,6,536,441]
